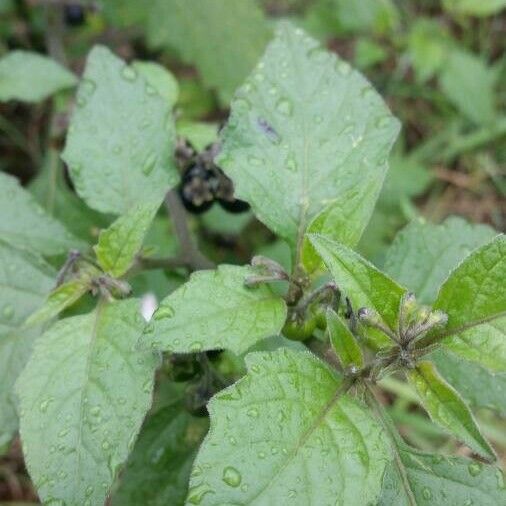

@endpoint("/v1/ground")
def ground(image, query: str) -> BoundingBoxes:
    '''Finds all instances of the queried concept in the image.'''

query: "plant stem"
[164,190,215,271]
[363,382,417,506]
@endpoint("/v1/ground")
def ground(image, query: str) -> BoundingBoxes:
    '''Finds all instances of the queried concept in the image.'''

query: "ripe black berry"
[179,162,218,214]
[218,197,250,214]
[64,4,86,27]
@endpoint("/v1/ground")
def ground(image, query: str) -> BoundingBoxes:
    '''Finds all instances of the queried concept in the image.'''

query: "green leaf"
[111,405,208,506]
[0,50,76,103]
[439,48,497,125]
[301,184,382,273]
[432,235,506,372]
[145,0,271,103]
[187,349,389,505]
[139,265,287,355]
[379,151,433,210]
[25,278,91,326]
[443,0,506,17]
[384,217,496,304]
[0,242,54,445]
[94,201,161,278]
[132,60,179,107]
[218,22,399,254]
[28,149,112,244]
[378,445,506,505]
[406,361,495,460]
[0,172,84,256]
[0,326,42,447]
[176,121,218,152]
[431,349,506,416]
[407,18,449,83]
[0,241,55,334]
[16,299,160,506]
[335,0,399,34]
[309,234,406,329]
[326,308,364,369]
[62,46,178,215]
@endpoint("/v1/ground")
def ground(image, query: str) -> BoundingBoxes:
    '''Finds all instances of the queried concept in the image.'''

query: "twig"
[164,190,215,271]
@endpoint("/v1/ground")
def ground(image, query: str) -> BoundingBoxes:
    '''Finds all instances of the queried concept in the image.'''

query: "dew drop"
[187,483,215,504]
[422,487,432,500]
[190,341,203,352]
[468,462,482,477]
[121,66,137,82]
[154,305,174,320]
[222,466,242,487]
[3,305,14,320]
[247,408,259,418]
[142,154,157,176]
[276,98,293,117]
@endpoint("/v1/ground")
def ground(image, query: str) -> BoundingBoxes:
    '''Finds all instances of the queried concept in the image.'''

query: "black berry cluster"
[177,140,250,215]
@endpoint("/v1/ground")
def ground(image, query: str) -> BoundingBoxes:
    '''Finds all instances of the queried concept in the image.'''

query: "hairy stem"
[164,190,215,271]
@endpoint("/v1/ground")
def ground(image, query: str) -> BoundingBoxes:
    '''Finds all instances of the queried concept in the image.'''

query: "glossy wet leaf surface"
[62,46,178,215]
[16,299,160,506]
[145,0,271,103]
[140,265,287,355]
[407,361,495,461]
[326,308,364,369]
[310,234,406,329]
[431,349,506,416]
[217,22,399,253]
[95,201,161,278]
[384,217,496,304]
[112,405,208,506]
[0,172,84,256]
[187,349,389,505]
[379,445,506,505]
[433,235,506,372]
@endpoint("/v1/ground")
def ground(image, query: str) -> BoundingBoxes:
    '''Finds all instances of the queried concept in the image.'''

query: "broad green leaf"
[439,48,497,125]
[433,235,506,371]
[0,242,54,445]
[111,405,208,506]
[407,361,495,460]
[431,349,506,416]
[0,241,54,334]
[177,121,218,152]
[139,265,287,355]
[145,0,271,103]
[335,0,399,34]
[29,148,112,244]
[62,46,178,215]
[16,299,160,506]
[327,308,363,369]
[384,217,496,304]
[26,278,91,326]
[94,201,161,278]
[217,22,399,254]
[0,50,76,102]
[302,184,381,273]
[378,445,506,505]
[0,172,84,256]
[309,234,406,329]
[133,60,179,107]
[354,37,387,69]
[407,18,449,83]
[188,349,389,505]
[443,0,506,17]
[0,326,42,447]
